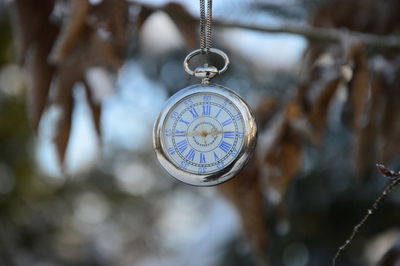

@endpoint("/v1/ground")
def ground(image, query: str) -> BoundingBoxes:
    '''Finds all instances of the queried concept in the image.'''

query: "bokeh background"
[1,0,400,265]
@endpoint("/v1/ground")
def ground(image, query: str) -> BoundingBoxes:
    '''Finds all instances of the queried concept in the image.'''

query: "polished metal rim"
[153,83,257,186]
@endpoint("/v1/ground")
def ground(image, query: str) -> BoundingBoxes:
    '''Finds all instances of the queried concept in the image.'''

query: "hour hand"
[182,131,203,136]
[182,130,208,137]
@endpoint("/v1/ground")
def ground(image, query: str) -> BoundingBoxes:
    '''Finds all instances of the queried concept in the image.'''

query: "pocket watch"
[152,0,257,186]
[153,49,257,186]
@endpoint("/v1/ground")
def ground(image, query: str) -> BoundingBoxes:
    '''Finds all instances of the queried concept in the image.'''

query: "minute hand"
[181,130,232,137]
[209,130,234,136]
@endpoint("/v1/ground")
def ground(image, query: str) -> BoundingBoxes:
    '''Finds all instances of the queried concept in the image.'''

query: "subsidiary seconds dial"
[153,84,257,186]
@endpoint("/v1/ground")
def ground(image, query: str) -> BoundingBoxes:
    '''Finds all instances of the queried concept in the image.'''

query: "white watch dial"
[162,92,245,175]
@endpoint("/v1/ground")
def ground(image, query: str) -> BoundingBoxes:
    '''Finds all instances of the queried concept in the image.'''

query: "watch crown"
[194,64,218,84]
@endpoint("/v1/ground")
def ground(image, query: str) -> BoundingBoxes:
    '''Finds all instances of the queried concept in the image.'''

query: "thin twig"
[332,164,400,266]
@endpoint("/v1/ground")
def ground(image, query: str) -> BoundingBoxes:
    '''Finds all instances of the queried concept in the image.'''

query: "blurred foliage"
[1,0,400,266]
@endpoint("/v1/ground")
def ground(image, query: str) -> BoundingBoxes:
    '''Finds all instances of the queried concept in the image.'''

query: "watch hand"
[182,131,207,137]
[200,121,208,144]
[209,130,234,136]
[179,130,235,136]
[183,131,201,136]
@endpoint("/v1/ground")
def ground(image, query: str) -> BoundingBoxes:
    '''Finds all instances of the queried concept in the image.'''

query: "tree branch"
[213,21,400,52]
[133,1,400,52]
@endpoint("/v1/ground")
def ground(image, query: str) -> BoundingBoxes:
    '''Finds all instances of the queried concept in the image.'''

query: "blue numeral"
[219,141,232,153]
[175,130,186,137]
[180,161,188,169]
[223,131,235,139]
[167,147,175,155]
[215,108,222,118]
[171,111,179,121]
[198,167,206,174]
[200,153,206,164]
[231,147,238,157]
[213,152,220,161]
[165,129,172,137]
[203,95,211,102]
[238,132,245,139]
[177,140,188,153]
[221,119,232,127]
[233,114,241,120]
[202,104,211,116]
[179,119,190,125]
[189,108,199,118]
[184,99,193,107]
[186,149,196,161]
[217,162,225,169]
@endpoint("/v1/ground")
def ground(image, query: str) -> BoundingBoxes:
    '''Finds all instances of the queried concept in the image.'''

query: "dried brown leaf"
[354,74,384,179]
[13,0,59,130]
[309,77,341,143]
[50,45,83,166]
[313,0,400,34]
[263,118,302,198]
[253,97,278,130]
[25,28,59,130]
[53,62,80,166]
[49,0,90,64]
[53,32,118,165]
[256,89,305,207]
[219,158,269,265]
[346,44,370,130]
[90,0,129,59]
[12,0,56,63]
[83,80,102,139]
[85,31,123,70]
[51,35,116,164]
[379,84,400,164]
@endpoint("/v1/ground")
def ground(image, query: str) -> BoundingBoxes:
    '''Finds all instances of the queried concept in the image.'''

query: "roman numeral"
[221,119,232,127]
[167,147,175,155]
[203,95,211,102]
[198,167,206,174]
[231,147,238,157]
[171,111,179,121]
[179,119,190,125]
[174,130,186,137]
[200,153,206,164]
[233,114,241,120]
[186,149,196,161]
[223,131,235,139]
[219,141,232,153]
[213,152,220,161]
[176,140,188,153]
[180,161,188,169]
[215,108,222,119]
[189,108,199,118]
[202,104,211,116]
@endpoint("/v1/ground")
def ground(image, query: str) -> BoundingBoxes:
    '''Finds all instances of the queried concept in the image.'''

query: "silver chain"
[200,0,212,53]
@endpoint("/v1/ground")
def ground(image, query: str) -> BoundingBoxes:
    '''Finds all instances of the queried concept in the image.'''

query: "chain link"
[200,0,212,53]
